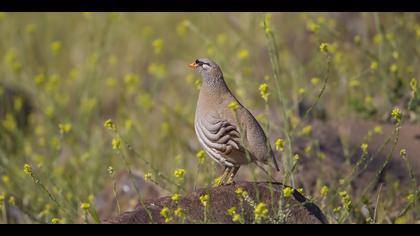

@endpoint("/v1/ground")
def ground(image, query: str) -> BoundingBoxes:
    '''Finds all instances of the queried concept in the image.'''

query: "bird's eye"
[195,59,200,64]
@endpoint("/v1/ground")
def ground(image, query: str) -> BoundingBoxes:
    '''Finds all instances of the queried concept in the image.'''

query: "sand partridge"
[189,58,279,185]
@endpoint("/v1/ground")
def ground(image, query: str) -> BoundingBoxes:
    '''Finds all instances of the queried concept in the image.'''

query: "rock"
[105,182,327,224]
[95,170,163,220]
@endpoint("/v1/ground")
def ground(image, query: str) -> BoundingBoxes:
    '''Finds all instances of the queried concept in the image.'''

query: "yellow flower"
[174,207,184,218]
[124,73,139,86]
[320,185,329,198]
[283,187,294,198]
[235,187,243,197]
[45,105,54,117]
[176,20,189,36]
[259,83,269,102]
[370,61,378,71]
[104,119,115,130]
[310,77,320,86]
[125,119,133,131]
[394,216,408,224]
[227,207,237,216]
[0,193,5,204]
[339,191,352,211]
[304,144,312,154]
[392,51,399,60]
[407,193,415,203]
[107,166,114,175]
[194,79,202,90]
[353,35,361,45]
[297,188,304,194]
[160,207,172,223]
[24,164,32,174]
[58,123,72,134]
[2,175,10,185]
[80,203,90,210]
[80,97,97,113]
[293,154,300,161]
[237,49,250,60]
[319,43,329,53]
[50,41,62,55]
[174,169,185,179]
[410,78,417,93]
[2,113,17,132]
[386,33,395,42]
[301,125,313,136]
[213,176,222,186]
[298,88,306,95]
[254,202,268,223]
[275,138,285,152]
[361,143,368,155]
[373,126,383,134]
[306,21,319,33]
[400,149,407,158]
[365,96,374,107]
[8,196,15,205]
[391,107,402,124]
[51,218,61,224]
[227,207,242,222]
[232,213,241,222]
[333,206,342,214]
[171,193,181,203]
[349,79,360,88]
[227,101,239,111]
[152,39,163,54]
[144,172,152,181]
[13,96,23,112]
[389,64,398,73]
[89,194,95,203]
[112,138,121,150]
[199,194,209,207]
[196,150,206,164]
[147,63,167,78]
[373,34,382,44]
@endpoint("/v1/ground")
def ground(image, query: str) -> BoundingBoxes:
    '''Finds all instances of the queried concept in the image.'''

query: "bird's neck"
[201,75,230,95]
[198,75,232,108]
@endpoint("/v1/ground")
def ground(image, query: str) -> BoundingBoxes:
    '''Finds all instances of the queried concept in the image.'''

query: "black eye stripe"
[195,59,210,67]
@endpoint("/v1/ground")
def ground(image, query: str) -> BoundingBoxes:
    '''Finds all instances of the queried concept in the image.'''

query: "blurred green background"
[0,13,419,224]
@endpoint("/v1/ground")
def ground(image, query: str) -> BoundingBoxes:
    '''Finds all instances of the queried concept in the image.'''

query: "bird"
[189,58,280,186]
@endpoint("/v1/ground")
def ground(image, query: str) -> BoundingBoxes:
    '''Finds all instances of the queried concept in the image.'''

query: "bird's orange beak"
[188,62,199,69]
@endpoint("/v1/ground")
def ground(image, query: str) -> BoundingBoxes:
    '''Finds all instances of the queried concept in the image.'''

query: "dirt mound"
[105,182,327,224]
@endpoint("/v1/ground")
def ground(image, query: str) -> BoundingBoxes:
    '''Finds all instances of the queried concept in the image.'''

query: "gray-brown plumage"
[189,58,279,185]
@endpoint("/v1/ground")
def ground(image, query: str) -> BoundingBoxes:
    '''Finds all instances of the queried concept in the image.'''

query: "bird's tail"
[270,147,280,172]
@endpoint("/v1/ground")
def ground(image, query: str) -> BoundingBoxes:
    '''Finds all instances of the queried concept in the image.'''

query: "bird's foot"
[224,176,236,186]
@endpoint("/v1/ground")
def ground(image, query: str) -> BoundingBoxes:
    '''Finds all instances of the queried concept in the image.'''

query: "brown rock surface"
[105,182,327,224]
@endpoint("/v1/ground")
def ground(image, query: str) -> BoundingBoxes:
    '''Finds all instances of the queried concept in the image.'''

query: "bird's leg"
[213,166,231,187]
[225,166,240,185]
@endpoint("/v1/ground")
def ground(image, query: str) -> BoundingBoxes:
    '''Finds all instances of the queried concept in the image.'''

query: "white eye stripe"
[202,64,211,70]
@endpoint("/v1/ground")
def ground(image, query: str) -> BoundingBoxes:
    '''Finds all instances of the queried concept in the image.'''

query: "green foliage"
[0,13,418,224]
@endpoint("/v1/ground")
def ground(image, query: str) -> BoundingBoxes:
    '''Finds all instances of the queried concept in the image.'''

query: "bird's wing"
[195,113,242,160]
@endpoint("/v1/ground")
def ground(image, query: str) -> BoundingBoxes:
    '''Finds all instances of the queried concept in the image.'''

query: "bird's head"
[188,58,223,81]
